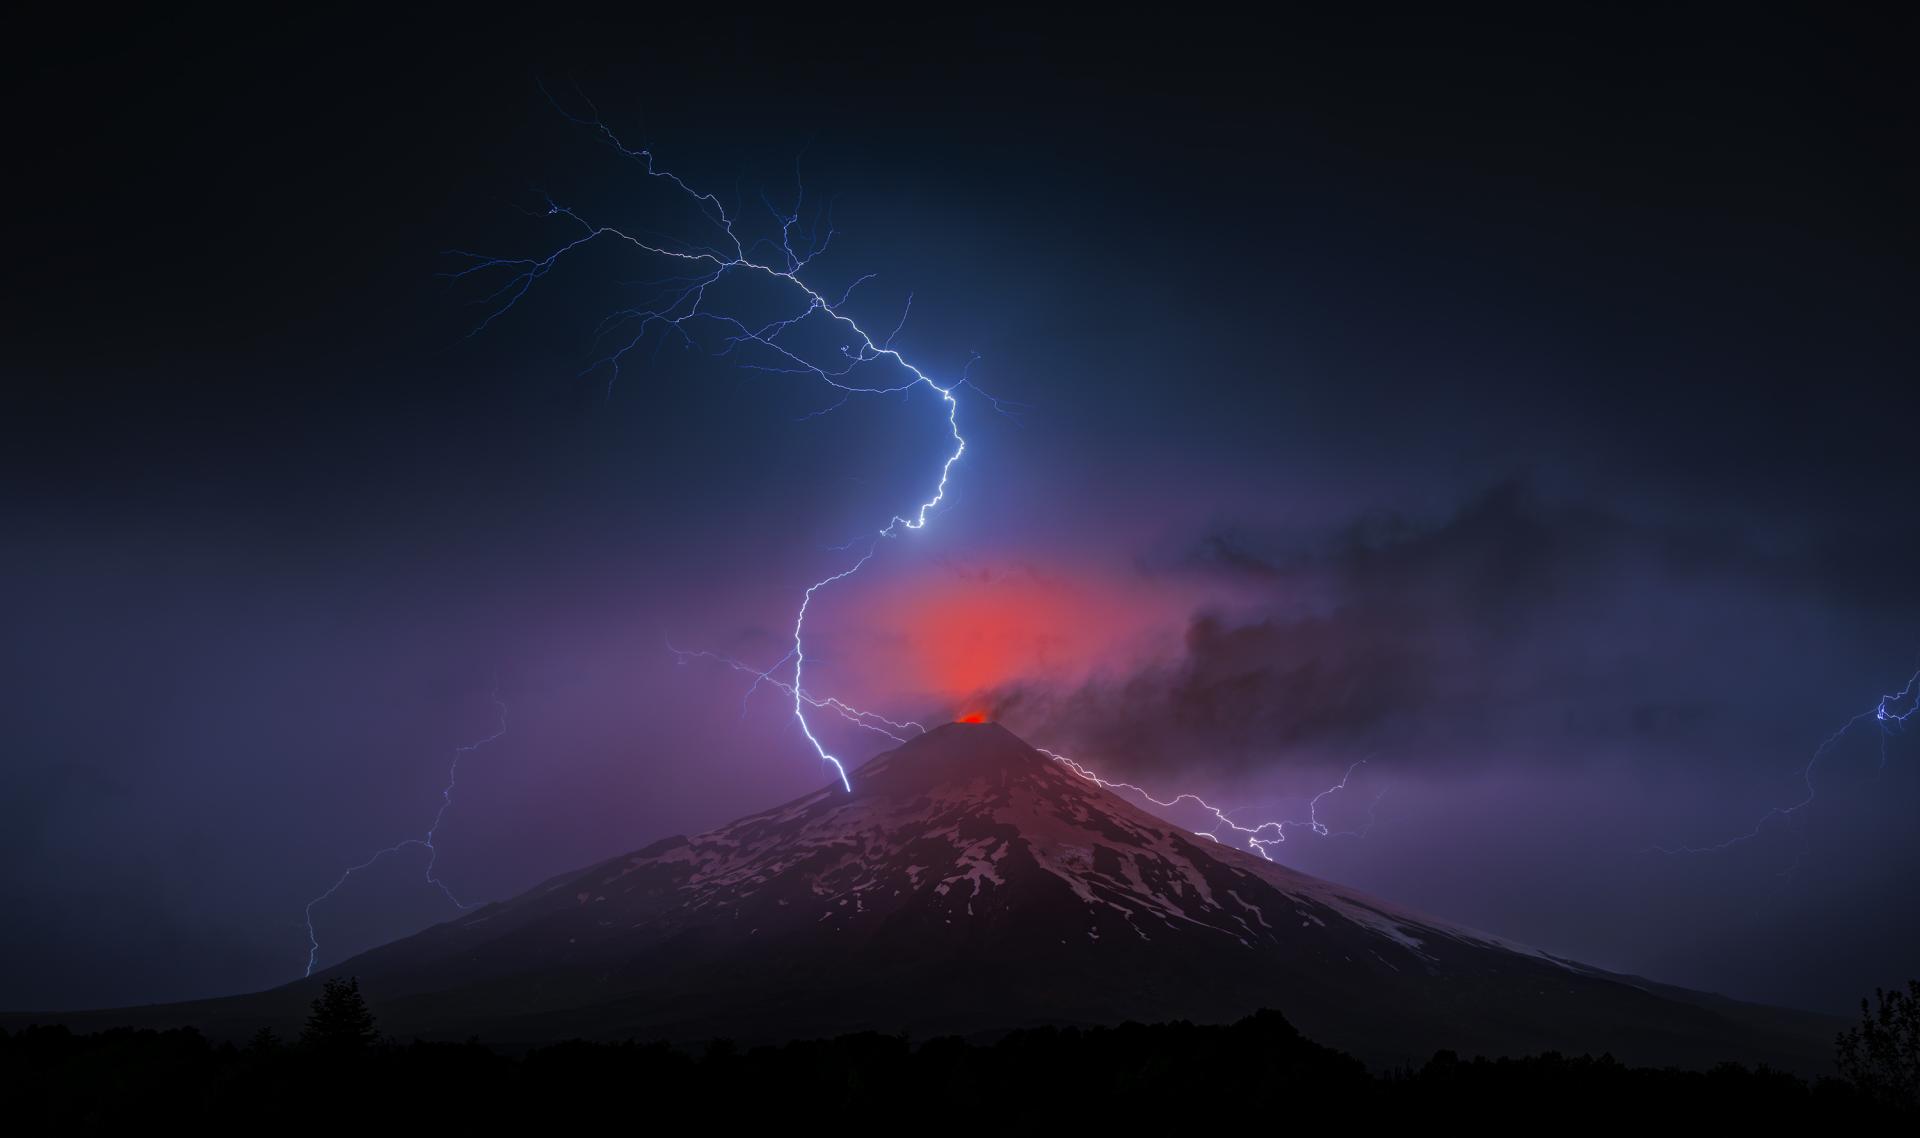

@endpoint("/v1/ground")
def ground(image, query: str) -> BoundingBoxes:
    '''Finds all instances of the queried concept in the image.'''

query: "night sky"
[4,9,1916,1015]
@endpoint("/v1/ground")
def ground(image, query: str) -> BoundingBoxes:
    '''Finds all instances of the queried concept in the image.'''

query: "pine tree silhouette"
[300,976,379,1054]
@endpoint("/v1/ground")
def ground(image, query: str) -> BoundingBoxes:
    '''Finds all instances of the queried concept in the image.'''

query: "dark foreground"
[3,1010,1911,1131]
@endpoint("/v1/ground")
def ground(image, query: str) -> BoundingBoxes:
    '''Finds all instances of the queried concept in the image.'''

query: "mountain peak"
[916,718,1019,742]
[849,719,1041,797]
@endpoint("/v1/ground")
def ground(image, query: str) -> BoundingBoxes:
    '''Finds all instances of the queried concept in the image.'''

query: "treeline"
[3,1007,1912,1130]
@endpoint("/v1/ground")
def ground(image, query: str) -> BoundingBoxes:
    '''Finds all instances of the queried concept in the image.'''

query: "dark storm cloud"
[996,483,1920,779]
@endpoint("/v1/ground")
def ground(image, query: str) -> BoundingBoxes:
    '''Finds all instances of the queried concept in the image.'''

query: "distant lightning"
[1652,667,1920,871]
[303,687,507,976]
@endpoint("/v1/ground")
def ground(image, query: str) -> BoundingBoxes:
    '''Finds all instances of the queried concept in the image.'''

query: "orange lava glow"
[956,712,988,724]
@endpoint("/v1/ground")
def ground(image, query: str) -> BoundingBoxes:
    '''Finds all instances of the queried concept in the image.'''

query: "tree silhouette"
[1836,979,1920,1107]
[300,976,379,1054]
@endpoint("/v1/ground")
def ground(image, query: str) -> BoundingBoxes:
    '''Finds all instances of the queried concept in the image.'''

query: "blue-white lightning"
[1653,667,1920,871]
[448,94,970,797]
[303,688,507,976]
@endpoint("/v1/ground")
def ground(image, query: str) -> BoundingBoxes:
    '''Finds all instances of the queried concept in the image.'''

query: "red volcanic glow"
[831,559,1210,721]
[870,565,1185,700]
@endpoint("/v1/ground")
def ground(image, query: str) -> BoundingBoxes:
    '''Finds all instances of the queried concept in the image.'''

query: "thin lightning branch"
[1039,749,1383,860]
[667,642,929,742]
[1651,668,1920,871]
[303,688,507,976]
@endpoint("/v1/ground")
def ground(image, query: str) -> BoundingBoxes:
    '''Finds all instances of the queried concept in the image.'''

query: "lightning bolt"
[1651,667,1919,872]
[303,686,507,976]
[448,91,972,797]
[305,97,978,973]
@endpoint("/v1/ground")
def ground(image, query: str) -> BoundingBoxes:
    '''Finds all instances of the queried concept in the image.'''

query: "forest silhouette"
[3,977,1915,1129]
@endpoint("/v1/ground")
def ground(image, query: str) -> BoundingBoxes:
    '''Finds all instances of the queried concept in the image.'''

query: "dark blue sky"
[3,8,1916,1014]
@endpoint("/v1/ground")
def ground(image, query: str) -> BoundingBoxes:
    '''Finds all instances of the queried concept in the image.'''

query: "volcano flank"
[17,723,1837,1069]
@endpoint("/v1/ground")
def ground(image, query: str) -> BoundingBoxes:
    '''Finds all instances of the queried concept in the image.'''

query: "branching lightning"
[303,688,507,976]
[1652,668,1919,872]
[448,92,967,797]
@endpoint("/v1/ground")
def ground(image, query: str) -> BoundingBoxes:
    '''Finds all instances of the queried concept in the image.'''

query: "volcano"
[24,723,1835,1068]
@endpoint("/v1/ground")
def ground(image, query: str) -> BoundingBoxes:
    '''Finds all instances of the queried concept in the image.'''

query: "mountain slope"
[17,723,1838,1069]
